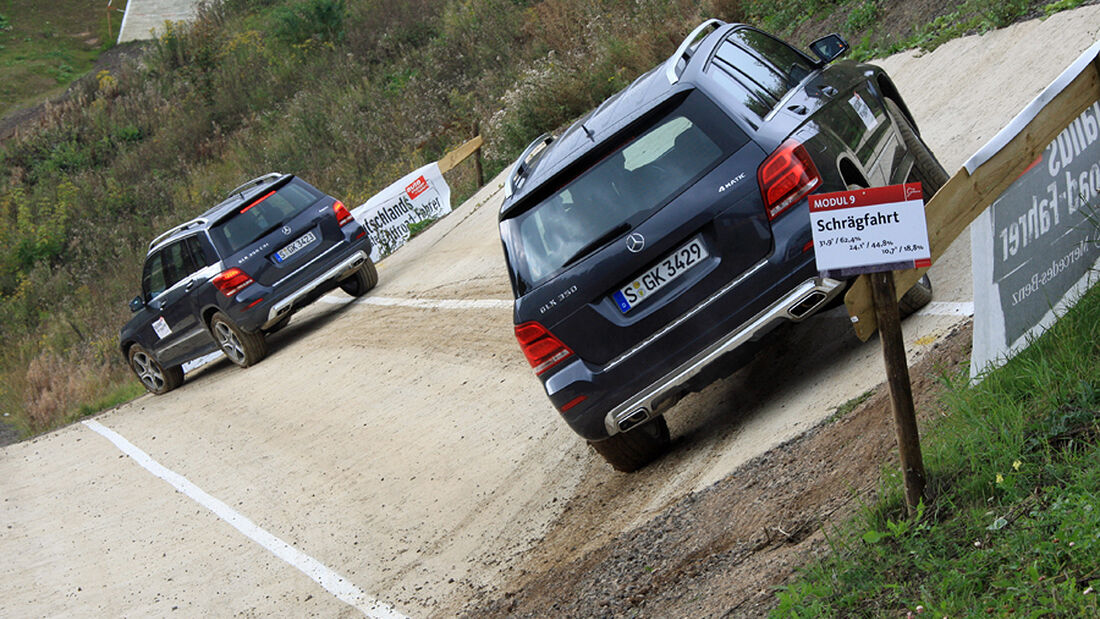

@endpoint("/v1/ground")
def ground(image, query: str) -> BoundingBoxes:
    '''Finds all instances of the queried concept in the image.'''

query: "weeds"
[773,285,1100,616]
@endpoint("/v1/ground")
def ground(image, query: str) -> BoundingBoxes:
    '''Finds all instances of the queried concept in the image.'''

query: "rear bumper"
[599,276,843,437]
[262,249,369,328]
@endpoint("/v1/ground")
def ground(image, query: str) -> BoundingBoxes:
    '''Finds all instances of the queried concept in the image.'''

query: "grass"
[773,283,1100,616]
[0,0,113,119]
[830,389,875,422]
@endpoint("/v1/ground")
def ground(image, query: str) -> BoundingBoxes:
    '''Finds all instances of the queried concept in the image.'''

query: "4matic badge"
[717,172,747,193]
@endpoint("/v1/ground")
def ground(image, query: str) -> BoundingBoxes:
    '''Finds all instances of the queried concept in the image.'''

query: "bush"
[273,0,347,45]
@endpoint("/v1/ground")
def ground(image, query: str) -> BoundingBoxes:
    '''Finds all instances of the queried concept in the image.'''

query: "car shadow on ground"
[663,307,875,456]
[180,292,362,386]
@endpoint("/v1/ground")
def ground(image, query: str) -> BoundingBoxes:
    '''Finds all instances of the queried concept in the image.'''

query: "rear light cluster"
[758,139,821,220]
[212,267,254,297]
[332,200,354,227]
[514,321,573,375]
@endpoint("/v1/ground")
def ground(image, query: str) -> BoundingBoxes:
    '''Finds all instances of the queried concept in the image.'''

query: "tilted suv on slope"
[498,22,946,471]
[120,173,377,395]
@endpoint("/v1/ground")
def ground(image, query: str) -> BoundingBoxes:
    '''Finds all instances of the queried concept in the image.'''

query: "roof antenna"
[581,123,595,141]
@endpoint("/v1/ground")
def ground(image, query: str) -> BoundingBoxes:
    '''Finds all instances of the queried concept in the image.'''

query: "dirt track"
[3,7,1100,617]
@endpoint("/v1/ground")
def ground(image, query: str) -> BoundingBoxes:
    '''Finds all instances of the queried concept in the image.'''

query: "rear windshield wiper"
[562,223,631,268]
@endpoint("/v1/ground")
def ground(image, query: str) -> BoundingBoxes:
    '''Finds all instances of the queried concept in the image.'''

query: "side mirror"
[129,295,145,313]
[808,33,850,64]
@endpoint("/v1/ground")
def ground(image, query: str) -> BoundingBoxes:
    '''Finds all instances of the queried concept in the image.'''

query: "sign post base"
[869,271,928,515]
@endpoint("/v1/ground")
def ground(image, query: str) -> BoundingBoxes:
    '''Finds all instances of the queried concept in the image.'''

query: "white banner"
[969,42,1100,379]
[351,162,452,262]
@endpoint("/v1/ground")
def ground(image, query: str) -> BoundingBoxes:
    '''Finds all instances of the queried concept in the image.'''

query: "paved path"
[117,0,202,44]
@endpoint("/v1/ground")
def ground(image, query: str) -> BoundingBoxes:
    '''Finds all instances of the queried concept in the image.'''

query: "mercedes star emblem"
[626,232,645,253]
[282,226,293,236]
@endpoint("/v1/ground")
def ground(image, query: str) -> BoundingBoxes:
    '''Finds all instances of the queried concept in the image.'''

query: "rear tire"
[885,98,949,199]
[211,311,267,368]
[588,416,671,472]
[339,261,378,297]
[898,273,934,318]
[128,344,183,395]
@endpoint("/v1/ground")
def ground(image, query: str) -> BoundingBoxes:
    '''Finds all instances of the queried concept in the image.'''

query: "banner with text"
[971,100,1100,376]
[351,162,452,263]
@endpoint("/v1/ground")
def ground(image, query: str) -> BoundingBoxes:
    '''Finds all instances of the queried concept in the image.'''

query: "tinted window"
[503,92,747,289]
[210,180,321,255]
[729,29,814,87]
[142,241,193,300]
[708,62,774,120]
[714,41,787,102]
[185,236,212,267]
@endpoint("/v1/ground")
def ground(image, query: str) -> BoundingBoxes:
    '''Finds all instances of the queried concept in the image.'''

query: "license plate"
[273,230,317,263]
[613,237,709,313]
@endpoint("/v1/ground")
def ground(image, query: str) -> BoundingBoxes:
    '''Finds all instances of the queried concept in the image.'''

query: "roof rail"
[664,19,724,85]
[504,134,554,199]
[227,172,283,199]
[148,217,209,250]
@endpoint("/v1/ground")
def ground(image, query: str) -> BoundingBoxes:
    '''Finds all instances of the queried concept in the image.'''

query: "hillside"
[0,0,1089,438]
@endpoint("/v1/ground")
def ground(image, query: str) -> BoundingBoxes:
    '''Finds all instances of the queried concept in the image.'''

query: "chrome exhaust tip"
[788,290,828,319]
[616,408,650,433]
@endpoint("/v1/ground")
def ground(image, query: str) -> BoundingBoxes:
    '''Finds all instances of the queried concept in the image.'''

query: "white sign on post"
[808,182,932,278]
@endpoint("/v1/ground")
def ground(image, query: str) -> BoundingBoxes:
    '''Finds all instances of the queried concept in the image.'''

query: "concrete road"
[117,0,202,43]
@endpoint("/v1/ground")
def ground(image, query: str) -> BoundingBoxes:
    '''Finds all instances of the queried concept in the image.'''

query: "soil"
[462,321,973,617]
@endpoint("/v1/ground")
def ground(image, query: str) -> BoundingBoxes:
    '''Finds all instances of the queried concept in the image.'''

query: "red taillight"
[515,321,573,375]
[758,139,821,220]
[332,200,354,227]
[212,268,254,298]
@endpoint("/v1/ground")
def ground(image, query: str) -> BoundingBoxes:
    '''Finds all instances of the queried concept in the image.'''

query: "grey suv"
[120,173,376,394]
[498,22,945,471]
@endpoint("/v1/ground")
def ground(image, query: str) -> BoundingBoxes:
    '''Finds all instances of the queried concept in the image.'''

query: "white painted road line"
[322,294,512,310]
[82,420,407,619]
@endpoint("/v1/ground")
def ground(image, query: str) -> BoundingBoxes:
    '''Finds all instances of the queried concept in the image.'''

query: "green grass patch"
[0,0,112,119]
[773,284,1100,617]
[830,389,875,422]
[75,379,145,419]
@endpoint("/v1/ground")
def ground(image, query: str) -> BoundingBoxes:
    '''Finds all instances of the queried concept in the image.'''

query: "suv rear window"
[503,91,748,290]
[210,180,322,255]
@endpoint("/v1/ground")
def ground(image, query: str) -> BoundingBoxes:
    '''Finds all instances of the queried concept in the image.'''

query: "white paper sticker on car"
[152,316,172,340]
[849,93,878,130]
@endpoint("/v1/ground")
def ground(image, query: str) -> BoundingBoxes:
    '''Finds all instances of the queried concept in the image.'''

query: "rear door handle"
[185,280,196,292]
[820,85,838,97]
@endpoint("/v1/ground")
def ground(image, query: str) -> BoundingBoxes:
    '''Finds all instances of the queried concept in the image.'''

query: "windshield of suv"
[503,91,748,289]
[209,179,322,255]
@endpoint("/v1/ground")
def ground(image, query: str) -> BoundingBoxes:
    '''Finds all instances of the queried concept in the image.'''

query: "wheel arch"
[875,74,919,134]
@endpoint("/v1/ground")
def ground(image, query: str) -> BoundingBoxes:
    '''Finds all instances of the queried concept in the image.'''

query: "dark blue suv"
[498,22,944,471]
[120,173,376,394]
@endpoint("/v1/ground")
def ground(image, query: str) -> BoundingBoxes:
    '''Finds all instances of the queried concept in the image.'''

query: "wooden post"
[869,271,927,514]
[473,122,484,188]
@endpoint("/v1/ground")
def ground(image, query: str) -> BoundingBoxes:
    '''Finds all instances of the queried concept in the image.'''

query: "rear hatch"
[209,178,343,286]
[501,91,774,366]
